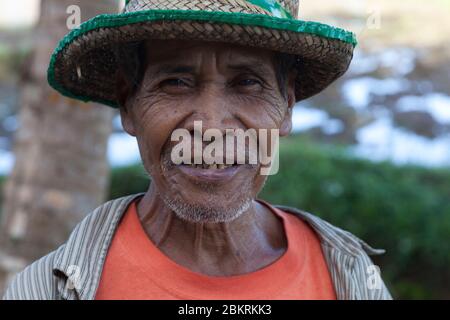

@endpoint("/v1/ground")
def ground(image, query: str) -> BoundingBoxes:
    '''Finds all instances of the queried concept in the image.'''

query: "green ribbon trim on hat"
[246,0,293,19]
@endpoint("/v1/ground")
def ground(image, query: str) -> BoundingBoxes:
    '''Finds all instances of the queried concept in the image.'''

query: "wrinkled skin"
[118,39,297,276]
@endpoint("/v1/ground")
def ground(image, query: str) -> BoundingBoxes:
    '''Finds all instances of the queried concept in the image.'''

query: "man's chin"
[159,193,253,223]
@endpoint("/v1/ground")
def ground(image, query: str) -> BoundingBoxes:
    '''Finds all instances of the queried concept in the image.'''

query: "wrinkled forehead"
[142,39,276,68]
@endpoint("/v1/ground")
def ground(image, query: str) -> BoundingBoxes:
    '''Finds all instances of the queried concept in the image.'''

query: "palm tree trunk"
[0,0,120,294]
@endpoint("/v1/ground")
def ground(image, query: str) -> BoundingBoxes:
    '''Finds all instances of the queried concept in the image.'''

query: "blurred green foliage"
[260,137,450,300]
[108,162,149,200]
[0,45,30,81]
[107,137,450,299]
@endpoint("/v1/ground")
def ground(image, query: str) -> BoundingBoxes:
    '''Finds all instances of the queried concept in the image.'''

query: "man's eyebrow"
[227,62,274,78]
[147,60,274,77]
[149,64,197,77]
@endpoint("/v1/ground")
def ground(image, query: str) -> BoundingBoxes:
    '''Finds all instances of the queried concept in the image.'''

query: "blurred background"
[0,0,449,299]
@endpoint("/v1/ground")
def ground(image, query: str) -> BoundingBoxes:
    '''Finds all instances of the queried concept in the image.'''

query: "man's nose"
[184,89,242,134]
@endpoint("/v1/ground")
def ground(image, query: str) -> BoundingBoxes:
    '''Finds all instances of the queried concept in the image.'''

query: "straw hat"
[47,0,356,108]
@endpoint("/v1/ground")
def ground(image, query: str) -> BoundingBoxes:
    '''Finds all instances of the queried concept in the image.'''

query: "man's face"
[119,39,295,223]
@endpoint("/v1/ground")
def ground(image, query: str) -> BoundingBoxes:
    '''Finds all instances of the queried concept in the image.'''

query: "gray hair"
[114,41,297,103]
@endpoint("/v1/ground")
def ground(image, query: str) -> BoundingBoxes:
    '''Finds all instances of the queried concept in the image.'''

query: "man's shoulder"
[3,193,143,300]
[275,204,392,300]
[274,204,385,258]
[2,244,65,300]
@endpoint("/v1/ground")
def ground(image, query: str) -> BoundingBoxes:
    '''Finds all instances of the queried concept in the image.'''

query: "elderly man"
[4,0,391,300]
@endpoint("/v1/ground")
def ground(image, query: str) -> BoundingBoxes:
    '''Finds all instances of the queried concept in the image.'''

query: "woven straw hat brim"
[48,9,356,108]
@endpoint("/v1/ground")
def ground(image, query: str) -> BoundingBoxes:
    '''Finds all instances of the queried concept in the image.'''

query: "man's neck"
[136,186,287,276]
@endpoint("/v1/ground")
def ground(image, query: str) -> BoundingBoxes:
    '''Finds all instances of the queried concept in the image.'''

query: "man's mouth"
[181,162,236,169]
[175,161,243,182]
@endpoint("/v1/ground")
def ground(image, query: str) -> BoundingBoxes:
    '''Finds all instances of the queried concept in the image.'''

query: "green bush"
[108,162,149,200]
[108,137,450,299]
[259,137,450,299]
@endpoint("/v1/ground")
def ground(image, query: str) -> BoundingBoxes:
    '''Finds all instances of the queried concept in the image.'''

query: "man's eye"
[160,78,189,87]
[237,78,261,86]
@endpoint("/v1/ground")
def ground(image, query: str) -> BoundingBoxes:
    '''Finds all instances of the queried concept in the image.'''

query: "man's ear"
[116,71,137,137]
[279,71,297,137]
